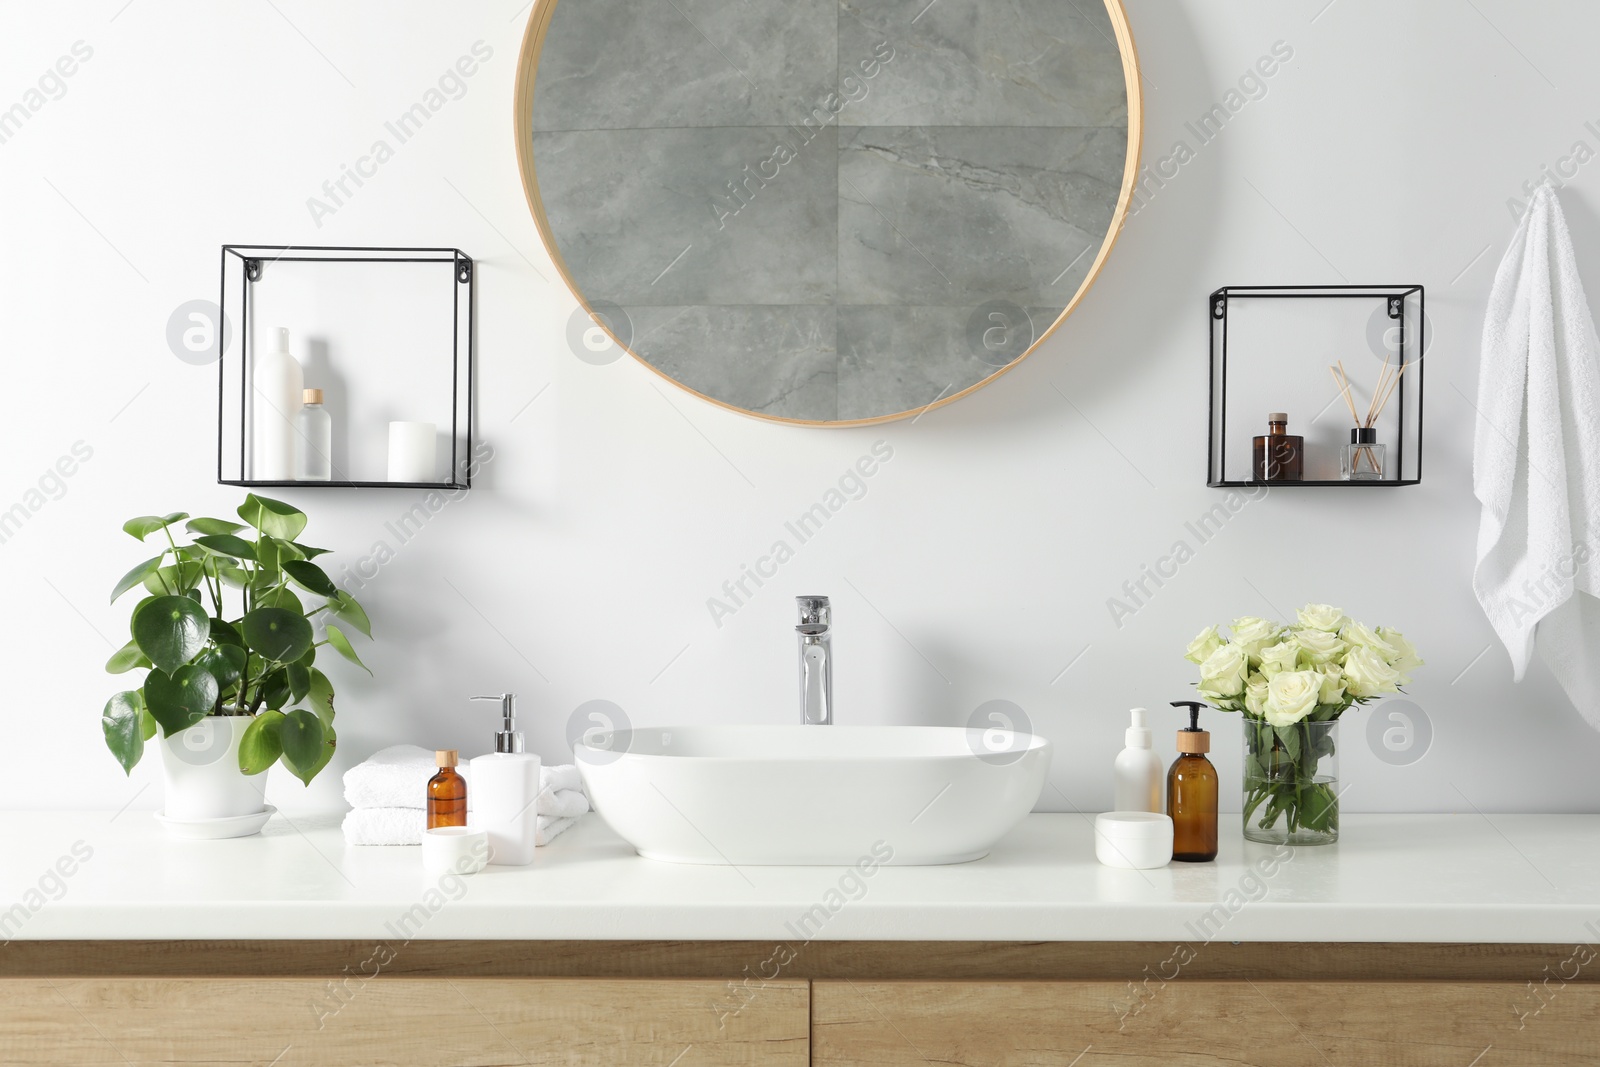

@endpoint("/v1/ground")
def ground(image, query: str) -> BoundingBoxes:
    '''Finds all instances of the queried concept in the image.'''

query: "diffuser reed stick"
[1329,358,1413,430]
[1330,357,1412,480]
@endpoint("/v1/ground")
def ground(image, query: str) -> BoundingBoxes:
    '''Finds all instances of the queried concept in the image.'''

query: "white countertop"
[4,812,1597,943]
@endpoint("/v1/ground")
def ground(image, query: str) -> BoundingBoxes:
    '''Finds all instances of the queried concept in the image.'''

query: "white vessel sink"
[576,725,1051,865]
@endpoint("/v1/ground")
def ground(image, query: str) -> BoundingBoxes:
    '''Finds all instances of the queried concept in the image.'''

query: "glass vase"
[1242,718,1339,845]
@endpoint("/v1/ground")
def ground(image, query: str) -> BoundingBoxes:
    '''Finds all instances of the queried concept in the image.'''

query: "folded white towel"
[342,807,580,848]
[1474,183,1600,729]
[343,744,587,813]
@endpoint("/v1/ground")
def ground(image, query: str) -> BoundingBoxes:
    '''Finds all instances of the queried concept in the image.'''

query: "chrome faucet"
[796,595,833,725]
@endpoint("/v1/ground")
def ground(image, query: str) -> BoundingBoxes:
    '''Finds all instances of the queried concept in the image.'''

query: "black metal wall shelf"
[216,245,474,490]
[1208,284,1424,488]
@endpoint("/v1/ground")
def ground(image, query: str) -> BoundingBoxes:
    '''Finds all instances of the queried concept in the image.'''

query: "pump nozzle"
[1169,701,1209,753]
[471,693,524,754]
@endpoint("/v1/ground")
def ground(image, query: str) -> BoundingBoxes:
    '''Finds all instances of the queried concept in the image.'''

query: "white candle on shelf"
[387,421,436,483]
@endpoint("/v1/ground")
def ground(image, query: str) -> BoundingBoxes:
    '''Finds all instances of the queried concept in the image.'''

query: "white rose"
[1297,603,1346,632]
[1243,673,1270,717]
[1318,665,1347,707]
[1377,627,1424,681]
[1197,643,1248,699]
[1343,645,1401,698]
[1185,626,1225,666]
[1341,620,1397,661]
[1265,669,1322,727]
[1258,639,1300,679]
[1229,616,1283,665]
[1294,627,1347,666]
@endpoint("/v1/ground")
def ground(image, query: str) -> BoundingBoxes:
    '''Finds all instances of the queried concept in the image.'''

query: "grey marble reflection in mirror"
[517,0,1140,425]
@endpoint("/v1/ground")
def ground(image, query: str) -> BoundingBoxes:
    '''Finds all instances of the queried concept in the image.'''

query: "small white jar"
[421,826,489,878]
[1094,811,1174,869]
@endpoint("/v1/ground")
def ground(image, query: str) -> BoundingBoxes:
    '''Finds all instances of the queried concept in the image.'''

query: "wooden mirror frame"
[513,0,1143,427]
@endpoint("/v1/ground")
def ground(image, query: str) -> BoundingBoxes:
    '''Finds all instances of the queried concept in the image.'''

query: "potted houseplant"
[101,494,372,831]
[1183,604,1423,845]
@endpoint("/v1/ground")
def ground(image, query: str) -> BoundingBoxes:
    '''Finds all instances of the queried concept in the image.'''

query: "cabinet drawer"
[0,977,809,1067]
[812,979,1599,1066]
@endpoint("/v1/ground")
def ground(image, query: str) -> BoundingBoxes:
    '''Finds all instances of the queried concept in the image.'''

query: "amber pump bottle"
[1167,702,1218,862]
[427,749,467,829]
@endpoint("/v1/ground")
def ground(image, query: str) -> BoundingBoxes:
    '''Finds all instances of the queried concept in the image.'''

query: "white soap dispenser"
[252,327,303,481]
[469,694,541,866]
[1113,707,1164,813]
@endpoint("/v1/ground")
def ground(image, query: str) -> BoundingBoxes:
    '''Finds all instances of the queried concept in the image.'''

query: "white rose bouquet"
[1184,604,1423,842]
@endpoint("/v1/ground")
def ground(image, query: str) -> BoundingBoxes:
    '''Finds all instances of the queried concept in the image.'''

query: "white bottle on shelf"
[252,327,303,481]
[1113,707,1164,813]
[296,388,333,481]
[469,693,541,867]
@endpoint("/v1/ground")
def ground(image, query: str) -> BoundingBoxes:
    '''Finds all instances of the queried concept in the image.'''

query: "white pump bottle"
[1113,707,1164,813]
[469,694,540,866]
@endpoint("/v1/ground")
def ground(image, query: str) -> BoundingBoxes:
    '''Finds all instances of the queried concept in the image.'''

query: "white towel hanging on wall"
[1474,182,1600,729]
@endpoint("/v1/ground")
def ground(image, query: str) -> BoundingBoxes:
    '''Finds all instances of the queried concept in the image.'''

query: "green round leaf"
[186,517,247,537]
[330,592,371,638]
[209,617,245,648]
[238,494,307,541]
[242,607,313,664]
[325,624,371,675]
[252,582,303,613]
[283,559,337,597]
[292,543,332,559]
[194,533,258,561]
[279,709,325,784]
[143,665,219,737]
[255,538,304,580]
[143,561,203,597]
[123,512,189,541]
[132,596,211,675]
[216,563,250,589]
[105,638,152,675]
[286,662,311,703]
[111,554,166,604]
[195,645,246,690]
[306,667,336,726]
[102,691,146,774]
[238,711,285,775]
[258,668,291,711]
[306,722,337,781]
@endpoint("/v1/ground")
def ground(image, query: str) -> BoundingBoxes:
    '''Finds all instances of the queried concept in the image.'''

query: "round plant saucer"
[154,804,276,840]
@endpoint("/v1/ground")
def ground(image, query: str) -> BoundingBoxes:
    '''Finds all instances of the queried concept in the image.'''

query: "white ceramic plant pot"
[159,716,268,822]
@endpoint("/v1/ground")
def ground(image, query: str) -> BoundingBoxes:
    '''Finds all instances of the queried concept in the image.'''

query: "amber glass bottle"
[1252,412,1304,482]
[1167,703,1218,862]
[427,749,467,829]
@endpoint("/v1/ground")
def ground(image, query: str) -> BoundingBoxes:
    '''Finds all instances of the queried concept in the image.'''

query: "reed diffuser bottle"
[1331,357,1409,482]
[1341,427,1385,481]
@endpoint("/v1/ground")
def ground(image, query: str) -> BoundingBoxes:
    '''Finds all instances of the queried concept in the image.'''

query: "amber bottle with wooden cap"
[427,749,467,829]
[1252,412,1304,483]
[1167,702,1218,862]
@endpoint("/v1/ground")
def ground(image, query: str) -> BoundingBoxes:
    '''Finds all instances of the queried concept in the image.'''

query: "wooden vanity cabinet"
[4,942,1597,1066]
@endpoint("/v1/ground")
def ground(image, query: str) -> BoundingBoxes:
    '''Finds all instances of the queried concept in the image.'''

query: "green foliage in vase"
[100,495,373,784]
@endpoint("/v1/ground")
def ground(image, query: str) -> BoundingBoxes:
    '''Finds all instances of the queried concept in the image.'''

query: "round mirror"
[516,0,1141,425]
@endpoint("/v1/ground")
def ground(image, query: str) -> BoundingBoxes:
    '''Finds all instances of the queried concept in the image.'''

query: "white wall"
[3,0,1598,816]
